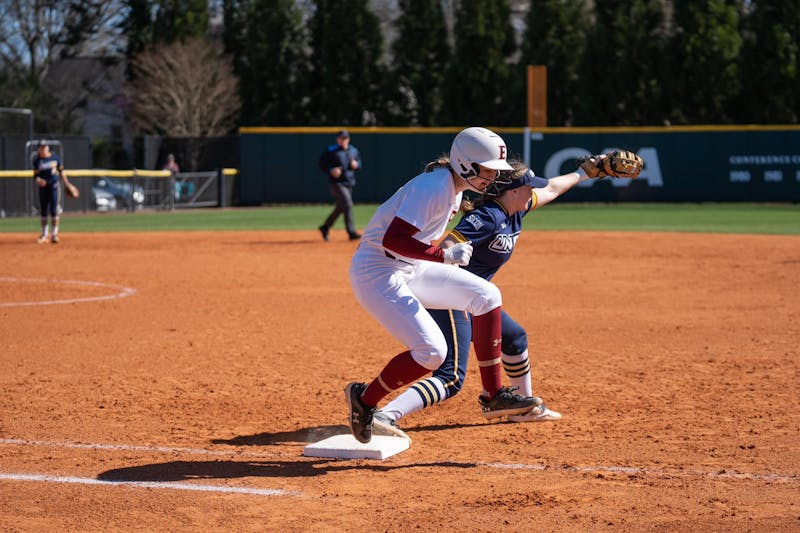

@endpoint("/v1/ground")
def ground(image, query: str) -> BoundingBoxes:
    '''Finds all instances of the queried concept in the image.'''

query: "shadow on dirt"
[210,425,348,446]
[96,459,478,481]
[211,421,494,448]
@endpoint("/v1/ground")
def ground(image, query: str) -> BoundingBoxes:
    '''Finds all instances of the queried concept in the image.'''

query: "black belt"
[385,251,412,265]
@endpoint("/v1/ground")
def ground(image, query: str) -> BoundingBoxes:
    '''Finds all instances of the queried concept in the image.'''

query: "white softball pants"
[349,247,501,370]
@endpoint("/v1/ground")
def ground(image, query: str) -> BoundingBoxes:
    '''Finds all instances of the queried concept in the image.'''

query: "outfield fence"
[0,168,238,217]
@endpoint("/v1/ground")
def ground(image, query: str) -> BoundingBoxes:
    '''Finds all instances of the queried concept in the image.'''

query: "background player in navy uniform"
[33,141,71,244]
[317,129,362,241]
[374,158,602,434]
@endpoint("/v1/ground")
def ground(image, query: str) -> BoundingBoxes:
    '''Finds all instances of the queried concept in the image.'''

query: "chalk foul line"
[0,277,136,307]
[2,437,797,484]
[0,438,289,458]
[0,473,297,497]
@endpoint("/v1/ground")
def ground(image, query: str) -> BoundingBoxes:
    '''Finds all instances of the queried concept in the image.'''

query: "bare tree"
[127,38,240,138]
[0,0,125,130]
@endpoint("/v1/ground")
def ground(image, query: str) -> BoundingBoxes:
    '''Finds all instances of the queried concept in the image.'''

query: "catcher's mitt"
[578,149,643,179]
[65,182,80,199]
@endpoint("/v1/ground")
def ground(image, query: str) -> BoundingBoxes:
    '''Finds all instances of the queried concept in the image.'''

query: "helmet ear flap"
[453,160,477,180]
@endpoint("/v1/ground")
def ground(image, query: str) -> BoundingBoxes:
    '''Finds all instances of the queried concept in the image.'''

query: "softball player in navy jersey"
[345,127,539,444]
[33,141,68,244]
[374,158,599,432]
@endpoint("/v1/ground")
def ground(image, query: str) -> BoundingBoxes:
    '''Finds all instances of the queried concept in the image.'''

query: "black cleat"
[319,225,330,241]
[348,232,361,241]
[478,386,539,420]
[344,382,375,443]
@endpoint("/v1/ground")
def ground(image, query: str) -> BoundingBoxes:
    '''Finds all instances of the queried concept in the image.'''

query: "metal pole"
[0,107,35,215]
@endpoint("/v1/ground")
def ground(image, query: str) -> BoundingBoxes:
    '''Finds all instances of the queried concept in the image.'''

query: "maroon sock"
[361,350,429,406]
[472,307,503,397]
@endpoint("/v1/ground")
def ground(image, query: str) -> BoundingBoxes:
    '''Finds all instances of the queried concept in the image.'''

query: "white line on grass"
[0,277,136,307]
[0,473,297,497]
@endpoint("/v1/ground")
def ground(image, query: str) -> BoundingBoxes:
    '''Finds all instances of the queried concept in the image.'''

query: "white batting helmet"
[449,127,513,179]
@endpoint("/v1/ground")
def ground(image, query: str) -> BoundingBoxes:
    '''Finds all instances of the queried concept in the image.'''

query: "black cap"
[337,129,350,138]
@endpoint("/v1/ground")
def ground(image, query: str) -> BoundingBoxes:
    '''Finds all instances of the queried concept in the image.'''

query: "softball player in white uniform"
[345,127,538,443]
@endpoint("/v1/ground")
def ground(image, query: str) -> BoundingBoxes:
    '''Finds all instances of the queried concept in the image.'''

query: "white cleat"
[508,402,562,422]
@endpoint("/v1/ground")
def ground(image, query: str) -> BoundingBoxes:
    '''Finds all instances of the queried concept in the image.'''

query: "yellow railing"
[0,168,239,178]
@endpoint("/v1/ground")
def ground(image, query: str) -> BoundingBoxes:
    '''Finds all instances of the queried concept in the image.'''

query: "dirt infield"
[1,230,798,531]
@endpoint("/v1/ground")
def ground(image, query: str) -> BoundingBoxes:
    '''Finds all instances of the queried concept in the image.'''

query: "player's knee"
[469,282,502,316]
[503,331,528,355]
[410,340,448,370]
[446,378,465,397]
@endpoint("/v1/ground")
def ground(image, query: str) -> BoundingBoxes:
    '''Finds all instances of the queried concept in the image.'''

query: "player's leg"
[379,309,471,424]
[339,185,359,238]
[322,182,346,231]
[346,260,449,442]
[50,184,60,243]
[500,311,531,396]
[434,309,471,400]
[37,186,50,243]
[500,311,562,422]
[410,263,537,418]
[409,262,501,395]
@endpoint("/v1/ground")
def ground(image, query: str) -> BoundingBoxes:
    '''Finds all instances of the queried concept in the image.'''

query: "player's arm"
[58,164,69,183]
[383,217,471,265]
[439,234,459,249]
[531,169,592,209]
[57,163,74,188]
[33,161,46,187]
[57,163,79,197]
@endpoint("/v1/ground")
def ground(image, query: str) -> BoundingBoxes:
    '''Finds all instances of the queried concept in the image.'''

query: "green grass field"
[0,203,798,235]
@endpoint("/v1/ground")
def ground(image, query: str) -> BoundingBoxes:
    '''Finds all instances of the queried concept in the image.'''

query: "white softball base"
[303,434,410,460]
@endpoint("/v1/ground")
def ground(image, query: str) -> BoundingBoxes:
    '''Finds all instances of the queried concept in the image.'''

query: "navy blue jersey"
[33,155,63,185]
[450,199,531,281]
[317,144,361,187]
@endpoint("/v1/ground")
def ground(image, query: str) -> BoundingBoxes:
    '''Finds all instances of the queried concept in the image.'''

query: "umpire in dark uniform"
[318,129,362,241]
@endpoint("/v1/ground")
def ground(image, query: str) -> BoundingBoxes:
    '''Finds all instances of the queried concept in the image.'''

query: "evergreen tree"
[121,0,155,61]
[386,0,451,125]
[122,0,208,63]
[444,0,517,126]
[667,0,742,124]
[576,0,669,126]
[520,0,586,126]
[222,0,248,72]
[153,0,209,43]
[308,0,386,125]
[238,0,312,125]
[738,0,799,123]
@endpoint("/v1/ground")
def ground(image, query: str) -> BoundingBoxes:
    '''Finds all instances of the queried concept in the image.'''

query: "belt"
[385,251,412,265]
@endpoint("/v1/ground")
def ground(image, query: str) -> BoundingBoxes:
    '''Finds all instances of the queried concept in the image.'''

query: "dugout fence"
[0,168,238,217]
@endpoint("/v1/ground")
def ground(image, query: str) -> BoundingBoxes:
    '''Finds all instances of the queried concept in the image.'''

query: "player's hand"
[443,242,473,266]
[349,159,359,170]
[35,177,46,187]
[330,167,343,178]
